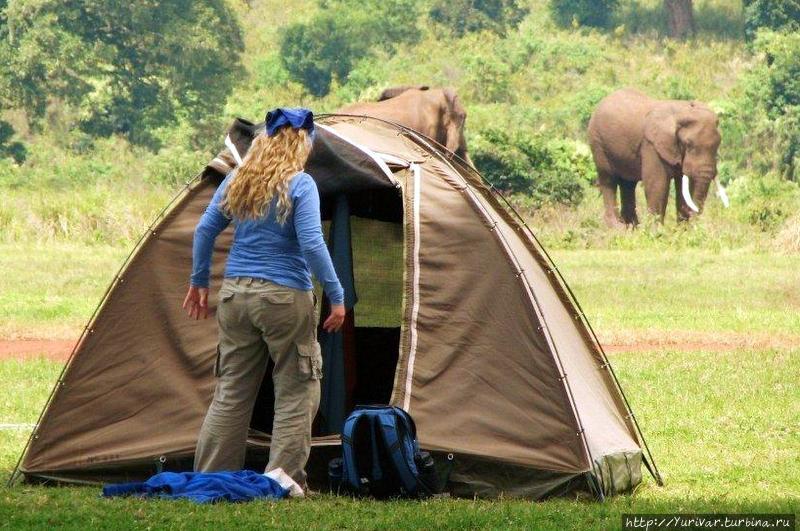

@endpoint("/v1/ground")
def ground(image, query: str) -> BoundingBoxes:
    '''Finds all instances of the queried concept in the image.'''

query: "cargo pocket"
[219,289,235,303]
[296,341,323,380]
[260,290,294,305]
[213,344,222,377]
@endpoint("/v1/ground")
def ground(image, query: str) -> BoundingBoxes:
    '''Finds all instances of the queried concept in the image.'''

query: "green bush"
[280,15,358,97]
[567,85,612,129]
[728,174,800,232]
[0,120,26,163]
[740,31,800,181]
[462,53,514,104]
[280,0,420,97]
[549,0,619,29]
[429,0,528,37]
[253,53,290,87]
[776,106,800,181]
[0,0,243,149]
[753,30,800,115]
[471,128,591,207]
[744,0,800,42]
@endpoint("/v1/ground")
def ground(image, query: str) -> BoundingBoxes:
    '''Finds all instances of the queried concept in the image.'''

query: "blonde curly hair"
[222,127,312,224]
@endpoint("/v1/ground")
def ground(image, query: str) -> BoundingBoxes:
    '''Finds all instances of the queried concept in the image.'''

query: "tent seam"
[402,163,422,412]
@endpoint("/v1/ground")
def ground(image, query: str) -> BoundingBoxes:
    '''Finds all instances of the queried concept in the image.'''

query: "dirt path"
[0,339,75,361]
[0,331,797,362]
[600,330,799,354]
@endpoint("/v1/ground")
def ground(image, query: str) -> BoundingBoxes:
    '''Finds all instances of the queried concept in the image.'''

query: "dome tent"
[10,115,661,499]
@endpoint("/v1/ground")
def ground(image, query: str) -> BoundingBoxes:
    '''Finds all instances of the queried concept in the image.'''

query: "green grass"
[0,345,797,529]
[0,243,127,339]
[551,248,800,336]
[0,241,798,526]
[3,240,798,342]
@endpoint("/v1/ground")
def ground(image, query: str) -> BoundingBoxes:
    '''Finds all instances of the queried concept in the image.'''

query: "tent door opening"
[248,186,405,439]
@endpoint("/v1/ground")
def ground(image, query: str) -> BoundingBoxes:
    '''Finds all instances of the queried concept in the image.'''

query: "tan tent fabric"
[12,115,659,499]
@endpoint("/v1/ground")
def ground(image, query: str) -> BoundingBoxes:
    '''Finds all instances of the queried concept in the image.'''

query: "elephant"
[338,86,473,166]
[377,85,430,101]
[587,88,728,227]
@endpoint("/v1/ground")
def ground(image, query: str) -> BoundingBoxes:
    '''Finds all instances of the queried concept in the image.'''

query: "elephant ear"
[644,107,682,167]
[442,88,466,154]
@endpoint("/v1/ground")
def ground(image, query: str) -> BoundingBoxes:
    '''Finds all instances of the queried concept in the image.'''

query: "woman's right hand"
[182,285,209,320]
[323,304,345,333]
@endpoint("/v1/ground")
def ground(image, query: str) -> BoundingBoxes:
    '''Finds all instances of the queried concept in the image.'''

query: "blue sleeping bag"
[102,470,289,504]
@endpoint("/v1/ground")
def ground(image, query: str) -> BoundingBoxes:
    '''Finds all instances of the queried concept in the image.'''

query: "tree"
[281,15,364,98]
[0,0,243,148]
[743,0,800,41]
[429,0,528,37]
[549,0,619,29]
[664,0,695,39]
[280,0,421,97]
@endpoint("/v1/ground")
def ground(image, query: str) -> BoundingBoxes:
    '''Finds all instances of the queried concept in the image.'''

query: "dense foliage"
[753,31,800,115]
[471,128,592,207]
[429,0,528,36]
[280,0,421,97]
[743,0,800,41]
[0,0,242,148]
[549,0,619,28]
[733,30,800,182]
[2,0,800,248]
[0,120,25,163]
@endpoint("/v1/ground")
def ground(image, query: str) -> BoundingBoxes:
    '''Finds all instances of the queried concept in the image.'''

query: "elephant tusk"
[716,180,730,208]
[682,175,700,213]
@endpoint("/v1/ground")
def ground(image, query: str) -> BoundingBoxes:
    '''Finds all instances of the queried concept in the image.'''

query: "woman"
[182,107,345,489]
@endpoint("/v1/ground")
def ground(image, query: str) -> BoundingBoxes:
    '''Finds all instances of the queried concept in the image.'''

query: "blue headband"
[265,107,315,138]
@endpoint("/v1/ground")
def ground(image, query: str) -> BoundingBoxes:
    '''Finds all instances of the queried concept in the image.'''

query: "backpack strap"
[341,412,363,491]
[368,414,383,481]
[391,407,419,447]
[376,411,419,494]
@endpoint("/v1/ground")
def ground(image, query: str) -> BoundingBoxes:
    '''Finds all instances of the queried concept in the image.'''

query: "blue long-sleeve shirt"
[190,171,345,305]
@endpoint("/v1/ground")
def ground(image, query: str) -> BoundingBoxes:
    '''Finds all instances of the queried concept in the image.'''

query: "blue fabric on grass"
[102,470,289,504]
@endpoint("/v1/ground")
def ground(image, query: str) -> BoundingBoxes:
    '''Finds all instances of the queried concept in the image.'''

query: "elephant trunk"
[682,174,700,213]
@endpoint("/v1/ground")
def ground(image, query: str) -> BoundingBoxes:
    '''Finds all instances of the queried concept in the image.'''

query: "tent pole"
[6,174,203,487]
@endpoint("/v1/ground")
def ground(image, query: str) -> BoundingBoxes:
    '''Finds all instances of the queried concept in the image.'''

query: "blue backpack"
[332,406,436,498]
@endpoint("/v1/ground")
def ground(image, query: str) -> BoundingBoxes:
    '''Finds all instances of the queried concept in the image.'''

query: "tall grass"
[1,186,171,245]
[510,183,800,253]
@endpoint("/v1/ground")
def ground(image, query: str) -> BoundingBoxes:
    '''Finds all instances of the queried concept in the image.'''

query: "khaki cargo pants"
[194,277,322,485]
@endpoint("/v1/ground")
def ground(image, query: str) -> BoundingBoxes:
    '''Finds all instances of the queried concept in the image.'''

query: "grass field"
[0,347,797,528]
[2,242,797,342]
[0,241,798,528]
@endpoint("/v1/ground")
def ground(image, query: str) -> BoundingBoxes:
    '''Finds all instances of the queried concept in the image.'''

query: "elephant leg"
[597,171,624,228]
[641,150,671,222]
[643,177,670,222]
[619,180,639,226]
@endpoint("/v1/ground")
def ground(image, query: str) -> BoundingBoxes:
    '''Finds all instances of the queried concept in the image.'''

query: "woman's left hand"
[323,304,345,333]
[182,285,209,320]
